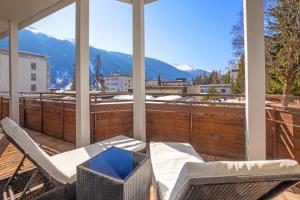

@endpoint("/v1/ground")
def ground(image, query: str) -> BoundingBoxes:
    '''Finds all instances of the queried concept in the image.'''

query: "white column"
[243,0,266,160]
[9,21,19,124]
[76,0,90,147]
[132,0,146,141]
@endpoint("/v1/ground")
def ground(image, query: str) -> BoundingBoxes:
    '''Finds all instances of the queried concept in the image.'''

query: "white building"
[145,80,158,87]
[0,49,49,92]
[103,73,133,92]
[161,78,188,87]
[187,84,232,101]
[187,84,231,94]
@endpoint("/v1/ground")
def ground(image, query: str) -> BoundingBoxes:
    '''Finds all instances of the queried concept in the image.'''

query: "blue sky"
[30,0,243,71]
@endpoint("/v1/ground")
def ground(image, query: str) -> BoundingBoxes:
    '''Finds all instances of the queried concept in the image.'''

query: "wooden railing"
[0,92,299,161]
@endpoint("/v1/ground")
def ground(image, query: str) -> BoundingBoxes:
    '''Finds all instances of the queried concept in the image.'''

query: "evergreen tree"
[203,87,219,101]
[209,71,220,84]
[265,0,300,105]
[221,71,231,84]
[71,62,76,91]
[230,56,245,94]
[192,74,211,85]
[94,54,101,90]
[93,53,106,91]
[158,74,161,86]
[230,11,245,94]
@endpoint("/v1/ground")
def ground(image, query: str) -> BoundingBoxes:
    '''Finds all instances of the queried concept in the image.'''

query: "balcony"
[0,92,300,199]
[1,0,300,199]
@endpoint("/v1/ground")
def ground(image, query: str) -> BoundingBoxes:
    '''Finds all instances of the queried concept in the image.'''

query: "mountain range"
[0,27,209,88]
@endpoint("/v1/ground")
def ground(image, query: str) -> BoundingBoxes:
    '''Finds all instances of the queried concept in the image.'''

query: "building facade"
[146,86,186,94]
[161,78,188,87]
[145,80,158,87]
[187,84,231,94]
[187,84,231,101]
[0,49,49,92]
[103,73,133,92]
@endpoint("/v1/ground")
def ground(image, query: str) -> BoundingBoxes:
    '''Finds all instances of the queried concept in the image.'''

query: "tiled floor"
[0,129,299,200]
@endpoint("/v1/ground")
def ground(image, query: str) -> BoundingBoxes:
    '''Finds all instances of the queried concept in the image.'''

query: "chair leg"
[19,169,39,200]
[2,155,26,199]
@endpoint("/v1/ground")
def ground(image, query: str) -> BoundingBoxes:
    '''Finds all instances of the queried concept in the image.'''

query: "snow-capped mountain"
[26,27,77,44]
[0,27,210,88]
[174,64,209,77]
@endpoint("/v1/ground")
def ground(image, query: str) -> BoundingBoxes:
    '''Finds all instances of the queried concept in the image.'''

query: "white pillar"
[132,0,146,141]
[243,0,266,160]
[9,21,19,124]
[76,0,90,147]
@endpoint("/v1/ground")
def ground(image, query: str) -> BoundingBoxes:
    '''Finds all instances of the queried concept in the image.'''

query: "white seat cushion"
[1,117,70,183]
[150,142,204,200]
[150,141,300,200]
[50,135,146,183]
[171,160,300,200]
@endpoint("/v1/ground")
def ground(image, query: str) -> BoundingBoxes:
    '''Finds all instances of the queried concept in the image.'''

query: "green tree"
[192,74,210,85]
[209,71,220,84]
[265,0,300,105]
[158,74,161,86]
[229,11,246,94]
[231,12,245,58]
[221,71,231,84]
[292,76,300,96]
[71,62,76,91]
[230,56,245,94]
[94,53,101,91]
[203,87,219,101]
[201,75,210,84]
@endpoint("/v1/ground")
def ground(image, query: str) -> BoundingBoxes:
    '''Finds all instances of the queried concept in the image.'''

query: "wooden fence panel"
[24,99,41,131]
[63,103,75,143]
[93,103,133,142]
[275,110,300,161]
[0,97,9,119]
[191,106,245,160]
[42,101,63,139]
[146,104,191,142]
[0,95,300,163]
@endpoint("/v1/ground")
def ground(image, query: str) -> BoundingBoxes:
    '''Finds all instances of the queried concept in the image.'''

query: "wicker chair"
[150,142,300,200]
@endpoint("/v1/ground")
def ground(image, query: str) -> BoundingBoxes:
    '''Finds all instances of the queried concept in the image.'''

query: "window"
[200,88,208,93]
[31,84,36,92]
[31,62,37,70]
[31,73,36,81]
[221,89,226,93]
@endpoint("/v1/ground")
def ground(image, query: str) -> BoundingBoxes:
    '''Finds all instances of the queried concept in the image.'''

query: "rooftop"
[0,48,48,59]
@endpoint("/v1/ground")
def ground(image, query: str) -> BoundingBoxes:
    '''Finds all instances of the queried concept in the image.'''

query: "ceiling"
[0,0,74,39]
[118,0,157,4]
[0,0,157,39]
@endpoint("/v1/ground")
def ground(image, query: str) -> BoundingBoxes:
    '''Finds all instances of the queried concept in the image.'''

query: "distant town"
[0,49,238,98]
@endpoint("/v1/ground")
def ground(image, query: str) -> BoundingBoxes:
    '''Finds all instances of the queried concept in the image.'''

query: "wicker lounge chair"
[150,142,300,200]
[1,117,146,200]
